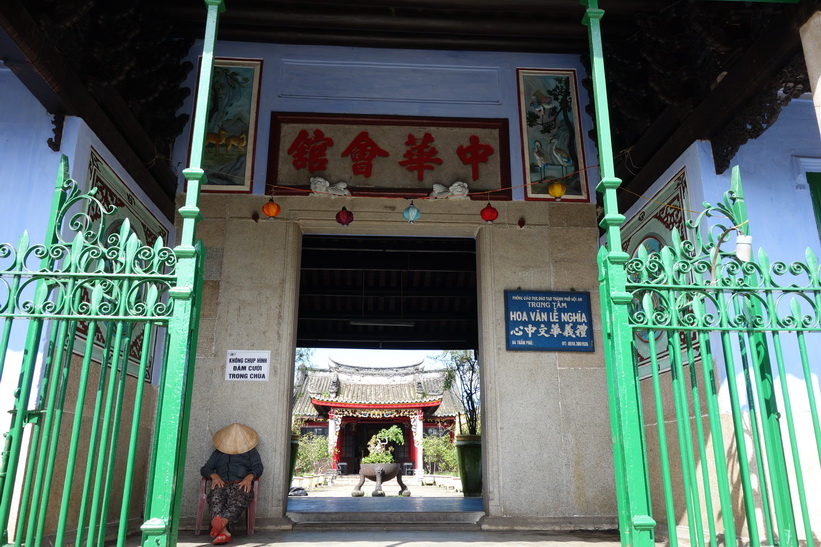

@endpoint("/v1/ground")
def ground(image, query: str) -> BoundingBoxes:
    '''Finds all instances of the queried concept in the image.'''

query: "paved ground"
[126,477,623,547]
[295,474,466,498]
[168,529,623,547]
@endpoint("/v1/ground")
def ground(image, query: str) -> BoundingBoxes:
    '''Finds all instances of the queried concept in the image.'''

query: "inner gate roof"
[293,360,463,419]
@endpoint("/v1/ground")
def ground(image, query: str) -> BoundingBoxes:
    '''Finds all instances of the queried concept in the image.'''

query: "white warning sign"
[225,350,270,381]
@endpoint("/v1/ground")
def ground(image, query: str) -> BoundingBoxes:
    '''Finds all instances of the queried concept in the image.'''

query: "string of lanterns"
[261,196,504,226]
[260,182,567,225]
[258,166,576,225]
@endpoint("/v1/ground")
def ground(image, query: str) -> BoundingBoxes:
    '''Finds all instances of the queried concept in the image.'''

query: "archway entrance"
[288,235,482,520]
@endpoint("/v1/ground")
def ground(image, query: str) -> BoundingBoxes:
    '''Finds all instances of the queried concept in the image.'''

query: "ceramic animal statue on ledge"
[429,181,469,199]
[310,176,351,196]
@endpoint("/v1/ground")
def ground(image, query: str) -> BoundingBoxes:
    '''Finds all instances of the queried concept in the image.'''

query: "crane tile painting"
[517,68,588,201]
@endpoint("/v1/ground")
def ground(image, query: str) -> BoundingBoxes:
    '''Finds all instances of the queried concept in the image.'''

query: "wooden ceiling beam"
[299,313,475,322]
[616,0,821,213]
[0,0,177,219]
[301,251,476,272]
[154,3,588,52]
[218,13,579,38]
[209,28,586,54]
[215,0,650,11]
[298,331,476,345]
[302,235,474,252]
[299,287,476,298]
[298,338,476,350]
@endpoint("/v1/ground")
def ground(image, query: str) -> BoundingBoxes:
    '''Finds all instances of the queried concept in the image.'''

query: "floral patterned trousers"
[207,482,254,524]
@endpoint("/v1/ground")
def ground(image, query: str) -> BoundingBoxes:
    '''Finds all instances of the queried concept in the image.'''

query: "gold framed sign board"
[267,113,511,199]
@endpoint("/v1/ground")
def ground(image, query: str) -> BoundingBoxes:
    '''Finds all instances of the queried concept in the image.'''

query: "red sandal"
[213,533,232,545]
[209,516,224,538]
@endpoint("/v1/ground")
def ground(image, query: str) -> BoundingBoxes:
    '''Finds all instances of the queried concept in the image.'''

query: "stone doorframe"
[183,194,611,530]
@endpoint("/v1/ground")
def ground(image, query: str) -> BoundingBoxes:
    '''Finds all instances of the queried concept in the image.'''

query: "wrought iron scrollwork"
[625,180,821,332]
[0,174,177,321]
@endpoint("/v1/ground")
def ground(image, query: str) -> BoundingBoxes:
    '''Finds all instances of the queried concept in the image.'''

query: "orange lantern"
[262,197,281,218]
[547,180,567,200]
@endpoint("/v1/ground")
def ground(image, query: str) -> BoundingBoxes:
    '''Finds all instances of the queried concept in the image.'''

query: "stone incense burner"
[351,463,411,497]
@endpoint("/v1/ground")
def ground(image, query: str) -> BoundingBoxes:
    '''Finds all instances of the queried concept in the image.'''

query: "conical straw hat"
[212,423,259,454]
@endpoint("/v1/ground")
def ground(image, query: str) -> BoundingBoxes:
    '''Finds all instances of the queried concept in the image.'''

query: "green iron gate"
[586,4,821,547]
[0,156,196,546]
[0,1,222,545]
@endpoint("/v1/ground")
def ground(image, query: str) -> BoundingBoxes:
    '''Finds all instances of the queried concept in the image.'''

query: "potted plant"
[294,432,333,487]
[351,425,411,497]
[439,349,482,497]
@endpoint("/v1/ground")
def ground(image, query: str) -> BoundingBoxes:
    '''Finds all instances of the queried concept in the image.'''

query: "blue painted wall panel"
[619,97,821,411]
[0,66,62,247]
[172,42,598,200]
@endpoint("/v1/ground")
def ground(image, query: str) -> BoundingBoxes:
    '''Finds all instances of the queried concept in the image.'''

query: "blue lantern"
[403,201,421,223]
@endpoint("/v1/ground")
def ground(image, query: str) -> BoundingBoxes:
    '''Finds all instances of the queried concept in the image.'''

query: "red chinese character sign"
[267,113,511,199]
[517,68,589,202]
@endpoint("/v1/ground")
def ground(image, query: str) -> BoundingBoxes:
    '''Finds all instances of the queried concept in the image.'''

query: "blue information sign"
[504,290,594,352]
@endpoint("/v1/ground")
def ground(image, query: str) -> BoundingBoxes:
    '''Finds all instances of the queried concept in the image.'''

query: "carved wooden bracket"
[711,55,809,174]
[47,113,64,152]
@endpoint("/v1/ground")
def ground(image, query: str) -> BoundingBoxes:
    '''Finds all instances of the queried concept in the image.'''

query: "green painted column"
[583,3,656,546]
[140,1,224,546]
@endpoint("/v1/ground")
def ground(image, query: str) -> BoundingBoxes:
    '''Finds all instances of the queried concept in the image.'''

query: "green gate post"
[583,3,656,546]
[140,1,224,545]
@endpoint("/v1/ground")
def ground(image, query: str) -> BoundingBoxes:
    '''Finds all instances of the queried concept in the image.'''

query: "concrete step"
[290,521,483,531]
[288,511,484,527]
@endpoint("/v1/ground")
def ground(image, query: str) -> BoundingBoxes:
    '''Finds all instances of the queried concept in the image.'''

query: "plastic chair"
[194,477,259,536]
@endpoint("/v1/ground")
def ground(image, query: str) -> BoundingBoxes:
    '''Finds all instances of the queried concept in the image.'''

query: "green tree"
[294,433,332,475]
[361,425,405,464]
[294,347,315,373]
[422,427,457,475]
[438,350,480,435]
[293,347,316,403]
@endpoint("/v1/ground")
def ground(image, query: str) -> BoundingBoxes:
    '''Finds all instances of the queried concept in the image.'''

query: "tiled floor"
[288,494,483,513]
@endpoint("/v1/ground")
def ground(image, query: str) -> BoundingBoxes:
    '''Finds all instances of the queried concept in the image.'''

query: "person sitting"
[200,423,264,545]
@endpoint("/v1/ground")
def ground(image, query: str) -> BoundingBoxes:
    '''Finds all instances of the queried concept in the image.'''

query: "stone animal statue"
[429,181,470,199]
[310,176,351,196]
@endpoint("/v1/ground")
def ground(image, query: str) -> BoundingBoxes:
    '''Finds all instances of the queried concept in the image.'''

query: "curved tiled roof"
[292,362,464,418]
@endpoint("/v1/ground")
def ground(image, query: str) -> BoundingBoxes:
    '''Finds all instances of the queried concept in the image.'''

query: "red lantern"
[480,203,499,223]
[262,198,281,218]
[335,207,354,227]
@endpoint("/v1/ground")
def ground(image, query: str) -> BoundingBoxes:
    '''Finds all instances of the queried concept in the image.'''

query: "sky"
[306,348,445,370]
